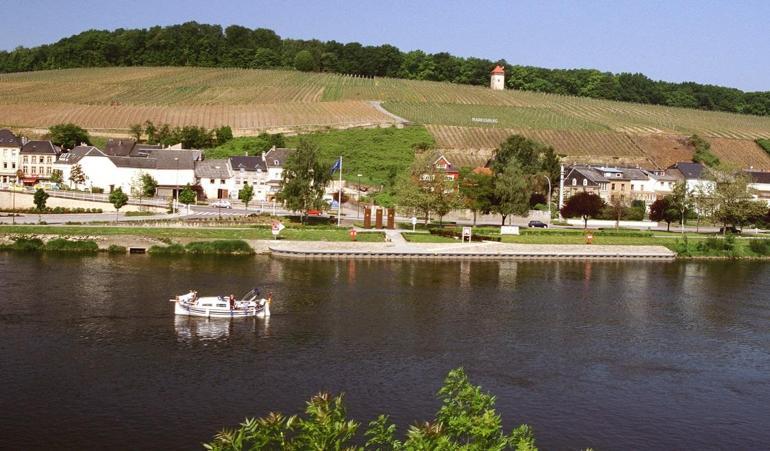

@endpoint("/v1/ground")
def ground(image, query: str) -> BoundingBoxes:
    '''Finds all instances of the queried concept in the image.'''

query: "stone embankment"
[269,241,676,261]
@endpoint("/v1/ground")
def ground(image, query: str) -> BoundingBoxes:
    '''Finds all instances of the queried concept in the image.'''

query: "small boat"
[171,288,271,318]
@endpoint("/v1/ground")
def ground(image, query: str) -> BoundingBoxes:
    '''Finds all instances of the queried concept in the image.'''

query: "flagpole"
[337,155,342,227]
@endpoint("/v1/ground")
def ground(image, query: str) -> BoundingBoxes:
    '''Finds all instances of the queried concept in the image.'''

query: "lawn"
[205,126,434,186]
[0,225,384,242]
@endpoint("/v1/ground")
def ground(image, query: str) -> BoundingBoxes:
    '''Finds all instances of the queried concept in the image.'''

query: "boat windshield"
[240,288,260,302]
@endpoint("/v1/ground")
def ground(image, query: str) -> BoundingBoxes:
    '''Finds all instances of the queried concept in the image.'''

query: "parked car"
[719,226,741,234]
[307,209,321,216]
[528,220,548,228]
[211,199,232,209]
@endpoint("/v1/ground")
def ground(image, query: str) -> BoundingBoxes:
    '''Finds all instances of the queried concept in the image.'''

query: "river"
[1,254,769,450]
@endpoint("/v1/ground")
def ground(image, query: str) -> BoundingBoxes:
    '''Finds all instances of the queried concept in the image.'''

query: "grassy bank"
[0,237,99,253]
[0,225,385,242]
[206,126,434,186]
[149,240,255,255]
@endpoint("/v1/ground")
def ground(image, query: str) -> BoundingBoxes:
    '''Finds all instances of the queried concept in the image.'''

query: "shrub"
[749,239,770,256]
[148,243,187,255]
[106,244,127,254]
[2,237,45,252]
[44,238,99,253]
[185,240,254,255]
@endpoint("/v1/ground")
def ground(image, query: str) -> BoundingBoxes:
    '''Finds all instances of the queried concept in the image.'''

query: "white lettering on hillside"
[471,117,498,124]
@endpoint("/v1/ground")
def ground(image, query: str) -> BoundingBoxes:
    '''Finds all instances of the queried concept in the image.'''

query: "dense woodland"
[1,22,769,116]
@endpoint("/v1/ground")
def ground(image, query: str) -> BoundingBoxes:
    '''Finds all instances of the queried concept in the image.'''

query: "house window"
[611,183,615,190]
[31,166,37,174]
[39,156,44,164]
[12,163,15,169]
[572,178,577,186]
[631,184,634,191]
[274,160,279,166]
[621,184,625,192]
[22,156,28,163]
[22,166,27,173]
[46,167,51,175]
[210,178,215,184]
[582,179,588,186]
[46,156,52,164]
[220,179,225,184]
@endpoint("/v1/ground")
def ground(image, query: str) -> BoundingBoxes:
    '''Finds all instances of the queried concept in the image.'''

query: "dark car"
[528,220,548,228]
[719,226,741,234]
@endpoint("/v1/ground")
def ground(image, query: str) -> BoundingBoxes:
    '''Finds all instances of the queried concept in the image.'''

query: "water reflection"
[174,316,232,342]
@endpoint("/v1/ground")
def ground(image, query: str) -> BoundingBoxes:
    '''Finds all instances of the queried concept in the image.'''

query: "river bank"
[3,224,768,259]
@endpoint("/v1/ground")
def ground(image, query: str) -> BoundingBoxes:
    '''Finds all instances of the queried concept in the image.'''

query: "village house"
[745,170,770,205]
[54,144,200,196]
[19,140,61,184]
[562,166,610,202]
[0,129,22,184]
[228,147,293,203]
[195,159,232,200]
[668,162,712,193]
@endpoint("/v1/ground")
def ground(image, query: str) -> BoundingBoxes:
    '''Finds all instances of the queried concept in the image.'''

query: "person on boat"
[229,294,236,310]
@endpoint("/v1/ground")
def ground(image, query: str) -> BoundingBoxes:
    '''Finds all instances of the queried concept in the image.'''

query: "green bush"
[185,240,254,255]
[1,237,45,252]
[148,243,187,255]
[44,238,99,253]
[749,239,770,256]
[106,244,127,254]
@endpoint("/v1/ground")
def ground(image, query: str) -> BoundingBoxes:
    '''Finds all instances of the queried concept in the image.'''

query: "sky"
[2,0,768,91]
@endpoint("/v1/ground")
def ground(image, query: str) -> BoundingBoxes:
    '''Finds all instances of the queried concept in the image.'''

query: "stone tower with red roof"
[490,65,505,90]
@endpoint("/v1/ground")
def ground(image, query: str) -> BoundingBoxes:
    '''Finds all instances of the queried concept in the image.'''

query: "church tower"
[490,65,505,90]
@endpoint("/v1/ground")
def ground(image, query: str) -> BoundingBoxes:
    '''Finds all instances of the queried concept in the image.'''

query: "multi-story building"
[562,166,610,202]
[19,140,61,184]
[0,129,22,184]
[229,147,293,202]
[195,159,233,200]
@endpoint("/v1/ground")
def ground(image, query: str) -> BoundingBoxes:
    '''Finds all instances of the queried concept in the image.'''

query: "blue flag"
[330,158,341,175]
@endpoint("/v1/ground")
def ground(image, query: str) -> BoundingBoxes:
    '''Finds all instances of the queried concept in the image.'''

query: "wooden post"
[387,208,395,229]
[364,207,372,229]
[375,208,383,229]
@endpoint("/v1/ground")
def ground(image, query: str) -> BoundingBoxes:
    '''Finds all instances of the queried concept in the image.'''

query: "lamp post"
[542,174,552,223]
[173,157,179,214]
[357,173,362,219]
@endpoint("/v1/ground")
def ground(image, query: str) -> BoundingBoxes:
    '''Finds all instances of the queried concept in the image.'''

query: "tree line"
[1,22,768,116]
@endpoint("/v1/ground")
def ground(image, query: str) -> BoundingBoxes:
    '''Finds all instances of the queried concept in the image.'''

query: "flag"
[330,157,341,175]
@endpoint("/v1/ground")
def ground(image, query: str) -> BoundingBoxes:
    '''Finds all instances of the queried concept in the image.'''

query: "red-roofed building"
[490,65,505,90]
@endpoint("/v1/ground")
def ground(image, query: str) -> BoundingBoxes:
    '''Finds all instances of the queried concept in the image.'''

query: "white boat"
[171,288,271,318]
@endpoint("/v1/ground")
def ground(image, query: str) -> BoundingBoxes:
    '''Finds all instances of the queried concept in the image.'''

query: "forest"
[1,22,768,116]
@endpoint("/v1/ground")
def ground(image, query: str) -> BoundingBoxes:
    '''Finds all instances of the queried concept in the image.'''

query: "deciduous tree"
[69,163,86,188]
[33,188,49,221]
[493,162,531,225]
[560,191,605,228]
[178,184,197,214]
[278,139,331,223]
[108,187,128,221]
[48,123,91,150]
[238,182,255,209]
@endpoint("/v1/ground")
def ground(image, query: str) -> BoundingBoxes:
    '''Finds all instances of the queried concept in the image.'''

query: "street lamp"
[541,174,552,223]
[357,173,362,219]
[173,157,179,214]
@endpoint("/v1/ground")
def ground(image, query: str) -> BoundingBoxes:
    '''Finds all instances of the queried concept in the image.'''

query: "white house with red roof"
[490,65,505,90]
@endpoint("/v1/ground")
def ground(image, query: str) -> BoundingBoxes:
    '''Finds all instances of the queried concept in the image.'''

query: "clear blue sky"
[3,0,768,91]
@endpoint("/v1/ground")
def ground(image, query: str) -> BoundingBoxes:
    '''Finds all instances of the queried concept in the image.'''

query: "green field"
[206,126,434,186]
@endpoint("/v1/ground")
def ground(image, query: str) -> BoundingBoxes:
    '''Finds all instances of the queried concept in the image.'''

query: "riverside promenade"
[269,231,676,260]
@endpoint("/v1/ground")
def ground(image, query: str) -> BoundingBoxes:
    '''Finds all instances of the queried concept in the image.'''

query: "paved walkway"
[269,240,675,260]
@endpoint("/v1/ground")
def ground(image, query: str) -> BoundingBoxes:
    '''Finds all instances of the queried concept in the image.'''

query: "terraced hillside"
[1,66,769,168]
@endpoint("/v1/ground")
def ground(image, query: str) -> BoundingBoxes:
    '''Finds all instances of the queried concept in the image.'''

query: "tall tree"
[669,181,693,233]
[238,182,255,209]
[33,188,49,221]
[560,191,605,228]
[48,123,91,150]
[493,162,531,226]
[178,184,197,214]
[459,168,494,225]
[649,197,679,231]
[108,187,128,222]
[69,163,86,188]
[278,139,331,223]
[129,123,143,142]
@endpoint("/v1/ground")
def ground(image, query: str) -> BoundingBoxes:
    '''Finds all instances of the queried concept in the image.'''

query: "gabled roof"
[0,129,21,147]
[21,140,60,155]
[620,168,648,180]
[145,149,200,170]
[56,146,104,165]
[567,166,609,183]
[109,156,157,169]
[670,162,704,180]
[264,147,294,168]
[491,65,505,75]
[195,159,232,179]
[229,156,266,172]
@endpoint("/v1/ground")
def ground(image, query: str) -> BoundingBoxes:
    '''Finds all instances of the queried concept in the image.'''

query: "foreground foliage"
[204,368,537,451]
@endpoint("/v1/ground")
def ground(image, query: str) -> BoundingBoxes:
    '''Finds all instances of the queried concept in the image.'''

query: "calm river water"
[1,254,770,450]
